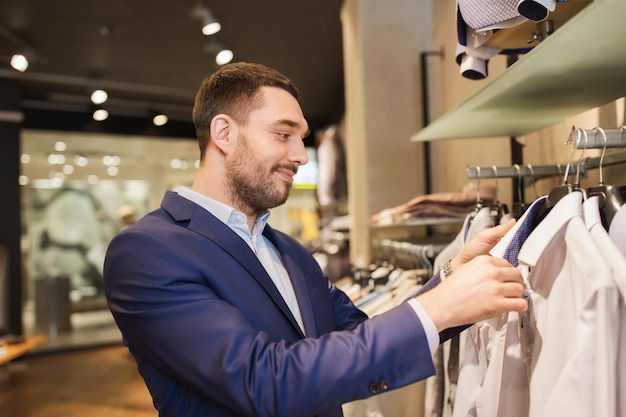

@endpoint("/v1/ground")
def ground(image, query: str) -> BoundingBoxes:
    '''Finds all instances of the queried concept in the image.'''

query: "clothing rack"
[467,126,626,181]
[569,126,626,149]
[465,153,626,181]
[371,238,447,272]
[465,164,584,181]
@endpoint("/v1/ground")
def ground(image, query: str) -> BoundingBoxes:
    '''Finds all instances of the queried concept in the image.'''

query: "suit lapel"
[161,191,306,336]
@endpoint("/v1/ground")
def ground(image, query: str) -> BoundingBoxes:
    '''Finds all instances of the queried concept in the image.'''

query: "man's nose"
[289,140,309,166]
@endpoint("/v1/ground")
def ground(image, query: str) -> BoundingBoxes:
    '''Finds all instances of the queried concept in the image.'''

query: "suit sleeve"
[104,227,437,417]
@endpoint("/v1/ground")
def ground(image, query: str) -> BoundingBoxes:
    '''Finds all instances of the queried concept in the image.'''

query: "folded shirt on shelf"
[370,183,497,226]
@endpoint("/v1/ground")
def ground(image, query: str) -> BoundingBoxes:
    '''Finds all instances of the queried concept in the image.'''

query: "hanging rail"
[569,126,626,149]
[371,238,448,270]
[466,164,585,180]
[467,125,626,180]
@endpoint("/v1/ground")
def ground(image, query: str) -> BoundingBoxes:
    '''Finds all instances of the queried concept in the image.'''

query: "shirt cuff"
[407,298,439,355]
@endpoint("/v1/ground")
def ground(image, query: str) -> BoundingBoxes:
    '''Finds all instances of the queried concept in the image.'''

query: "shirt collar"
[490,195,547,258]
[177,186,271,233]
[518,191,583,267]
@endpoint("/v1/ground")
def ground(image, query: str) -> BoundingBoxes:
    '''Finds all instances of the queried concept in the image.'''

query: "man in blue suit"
[103,62,526,417]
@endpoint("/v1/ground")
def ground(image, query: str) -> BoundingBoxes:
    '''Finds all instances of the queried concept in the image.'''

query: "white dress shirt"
[426,206,498,417]
[609,204,626,256]
[453,191,623,417]
[584,196,626,417]
[520,192,615,417]
[452,197,546,417]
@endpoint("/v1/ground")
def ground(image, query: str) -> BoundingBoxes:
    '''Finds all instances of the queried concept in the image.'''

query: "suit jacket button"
[379,379,390,390]
[368,383,380,394]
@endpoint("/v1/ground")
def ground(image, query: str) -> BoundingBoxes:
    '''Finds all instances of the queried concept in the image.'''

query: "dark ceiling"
[0,0,346,139]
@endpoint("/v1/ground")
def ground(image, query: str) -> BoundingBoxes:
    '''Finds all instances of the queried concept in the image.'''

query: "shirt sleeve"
[407,298,439,355]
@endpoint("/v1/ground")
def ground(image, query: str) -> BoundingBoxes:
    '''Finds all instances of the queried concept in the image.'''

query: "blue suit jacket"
[104,191,442,417]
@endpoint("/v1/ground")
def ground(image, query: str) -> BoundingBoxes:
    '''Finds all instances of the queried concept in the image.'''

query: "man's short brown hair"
[192,62,301,160]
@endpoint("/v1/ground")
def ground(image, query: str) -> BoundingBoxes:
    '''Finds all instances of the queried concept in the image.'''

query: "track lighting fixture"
[90,89,108,105]
[215,47,233,66]
[153,113,168,126]
[204,41,234,66]
[93,108,109,121]
[1,25,45,72]
[202,12,221,36]
[10,53,28,72]
[190,1,221,36]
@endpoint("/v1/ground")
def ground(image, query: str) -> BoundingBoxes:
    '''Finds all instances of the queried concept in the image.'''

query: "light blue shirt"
[178,186,306,334]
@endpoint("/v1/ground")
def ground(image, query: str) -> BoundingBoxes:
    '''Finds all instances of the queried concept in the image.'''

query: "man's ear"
[210,114,237,154]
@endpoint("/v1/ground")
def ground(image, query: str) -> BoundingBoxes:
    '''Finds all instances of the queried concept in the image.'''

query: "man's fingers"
[501,281,525,298]
[477,218,516,246]
[458,219,517,265]
[500,294,528,312]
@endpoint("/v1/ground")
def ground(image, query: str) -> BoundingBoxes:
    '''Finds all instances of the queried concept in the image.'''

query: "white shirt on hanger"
[584,196,626,417]
[452,197,545,417]
[520,192,616,417]
[426,205,498,417]
[609,204,626,256]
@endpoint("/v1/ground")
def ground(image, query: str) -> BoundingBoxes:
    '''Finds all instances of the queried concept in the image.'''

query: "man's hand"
[417,218,527,332]
[448,218,516,272]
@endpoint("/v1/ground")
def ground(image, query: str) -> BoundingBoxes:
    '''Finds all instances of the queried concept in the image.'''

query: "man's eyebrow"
[274,119,311,138]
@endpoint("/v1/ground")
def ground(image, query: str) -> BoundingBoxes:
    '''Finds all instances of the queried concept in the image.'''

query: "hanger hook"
[513,164,523,202]
[594,127,607,185]
[527,164,539,199]
[566,125,577,146]
[475,166,481,203]
[574,128,588,188]
[563,126,582,185]
[492,165,500,203]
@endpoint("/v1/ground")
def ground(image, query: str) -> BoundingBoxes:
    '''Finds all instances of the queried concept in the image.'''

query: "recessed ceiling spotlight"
[91,89,108,105]
[10,54,28,72]
[153,114,168,126]
[99,25,113,36]
[54,141,67,151]
[93,108,109,121]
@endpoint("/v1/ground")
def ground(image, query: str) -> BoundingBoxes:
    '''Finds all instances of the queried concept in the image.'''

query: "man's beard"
[225,134,296,212]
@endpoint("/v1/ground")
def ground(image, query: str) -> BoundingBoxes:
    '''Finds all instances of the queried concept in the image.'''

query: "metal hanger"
[533,127,585,227]
[586,127,624,229]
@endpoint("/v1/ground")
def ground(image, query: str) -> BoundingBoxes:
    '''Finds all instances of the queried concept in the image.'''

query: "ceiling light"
[10,54,28,72]
[47,154,66,165]
[93,108,109,121]
[216,47,234,66]
[1,25,45,71]
[62,165,74,175]
[170,158,182,169]
[153,114,168,126]
[75,155,88,167]
[202,13,221,36]
[91,89,108,105]
[191,1,221,36]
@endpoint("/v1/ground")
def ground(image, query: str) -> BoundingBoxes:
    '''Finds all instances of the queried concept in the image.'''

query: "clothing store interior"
[2,0,626,416]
